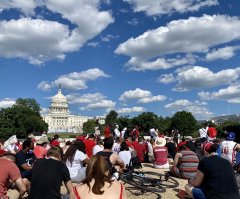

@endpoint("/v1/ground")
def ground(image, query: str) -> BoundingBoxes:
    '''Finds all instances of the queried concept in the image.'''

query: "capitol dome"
[52,88,67,103]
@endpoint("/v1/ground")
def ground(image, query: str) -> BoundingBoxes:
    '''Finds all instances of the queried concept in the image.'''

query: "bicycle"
[118,168,179,193]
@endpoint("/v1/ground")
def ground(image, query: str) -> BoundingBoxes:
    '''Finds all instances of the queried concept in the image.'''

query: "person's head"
[204,143,219,155]
[52,134,59,141]
[36,136,49,147]
[1,153,16,162]
[150,138,155,146]
[47,146,63,160]
[97,139,103,146]
[103,137,114,149]
[88,134,94,139]
[120,142,129,151]
[226,132,235,141]
[138,137,143,143]
[22,138,34,151]
[63,140,86,164]
[83,155,112,195]
[178,144,188,151]
[115,137,121,143]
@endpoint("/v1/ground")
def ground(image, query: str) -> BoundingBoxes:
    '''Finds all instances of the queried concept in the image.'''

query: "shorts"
[192,187,206,199]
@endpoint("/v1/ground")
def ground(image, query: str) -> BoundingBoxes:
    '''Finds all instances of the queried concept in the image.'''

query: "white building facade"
[43,87,96,133]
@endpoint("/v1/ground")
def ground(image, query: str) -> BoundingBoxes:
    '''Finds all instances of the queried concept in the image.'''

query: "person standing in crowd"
[121,127,127,140]
[119,142,132,167]
[104,124,111,138]
[16,138,36,181]
[0,153,26,199]
[94,126,101,138]
[172,128,179,145]
[184,143,239,199]
[112,137,121,154]
[170,144,199,180]
[198,124,208,141]
[153,137,169,169]
[34,136,49,159]
[73,155,127,199]
[29,147,75,199]
[93,139,104,155]
[149,128,158,141]
[207,124,217,141]
[221,132,240,165]
[133,137,147,163]
[63,140,89,183]
[114,125,121,139]
[84,134,96,158]
[130,126,140,141]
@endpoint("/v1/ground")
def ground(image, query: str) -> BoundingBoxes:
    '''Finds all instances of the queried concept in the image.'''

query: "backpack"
[128,156,142,170]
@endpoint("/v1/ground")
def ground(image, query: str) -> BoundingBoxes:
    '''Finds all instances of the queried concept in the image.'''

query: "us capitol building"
[42,87,105,133]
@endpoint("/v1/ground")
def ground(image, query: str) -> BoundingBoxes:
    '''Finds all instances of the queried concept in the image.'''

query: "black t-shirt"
[198,155,239,199]
[165,142,176,159]
[96,151,113,170]
[29,158,70,199]
[16,150,36,173]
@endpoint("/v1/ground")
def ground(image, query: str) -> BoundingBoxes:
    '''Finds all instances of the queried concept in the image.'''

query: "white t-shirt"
[66,150,87,178]
[148,142,153,157]
[119,151,131,166]
[112,143,120,154]
[93,145,103,155]
[121,130,126,139]
[199,128,208,138]
[114,128,120,138]
[221,140,237,164]
[150,128,157,138]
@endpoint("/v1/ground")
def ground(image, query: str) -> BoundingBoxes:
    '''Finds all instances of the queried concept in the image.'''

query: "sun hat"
[36,136,49,144]
[227,132,235,141]
[155,137,166,147]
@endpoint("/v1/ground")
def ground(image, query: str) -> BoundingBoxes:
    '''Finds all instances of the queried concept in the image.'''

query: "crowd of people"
[0,124,240,199]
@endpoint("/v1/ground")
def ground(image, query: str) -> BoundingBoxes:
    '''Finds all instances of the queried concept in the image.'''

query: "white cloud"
[138,95,166,103]
[0,98,15,109]
[0,0,114,64]
[127,18,139,26]
[101,34,117,42]
[206,46,240,61]
[175,66,240,90]
[115,15,240,71]
[158,74,176,84]
[66,93,106,104]
[124,0,218,16]
[86,100,116,109]
[119,88,151,101]
[40,107,48,115]
[228,98,240,104]
[87,42,99,48]
[165,99,213,119]
[0,0,37,15]
[38,68,110,91]
[118,106,146,114]
[198,84,240,103]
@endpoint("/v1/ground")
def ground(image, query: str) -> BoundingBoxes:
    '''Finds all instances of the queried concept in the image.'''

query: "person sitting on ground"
[147,139,155,163]
[221,132,240,165]
[0,153,26,199]
[170,144,199,180]
[29,147,75,199]
[184,143,239,199]
[93,139,104,155]
[112,137,121,154]
[62,140,72,154]
[153,137,169,169]
[16,138,36,181]
[73,155,127,199]
[50,134,60,147]
[133,137,147,163]
[63,140,89,183]
[34,136,49,159]
[165,137,176,159]
[84,134,96,158]
[97,137,125,173]
[118,142,131,167]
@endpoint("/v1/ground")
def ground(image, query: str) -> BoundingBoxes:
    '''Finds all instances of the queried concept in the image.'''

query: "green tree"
[105,110,118,130]
[0,98,48,139]
[117,116,132,130]
[171,111,197,137]
[15,98,41,114]
[83,120,96,135]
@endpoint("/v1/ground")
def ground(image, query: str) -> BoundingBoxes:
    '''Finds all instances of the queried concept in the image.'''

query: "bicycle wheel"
[142,171,179,188]
[119,172,166,193]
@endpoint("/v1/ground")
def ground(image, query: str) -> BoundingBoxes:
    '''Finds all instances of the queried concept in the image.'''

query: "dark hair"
[208,143,219,154]
[47,146,63,159]
[103,137,114,149]
[63,140,86,165]
[138,137,143,143]
[82,155,112,195]
[116,137,120,142]
[88,134,94,139]
[51,134,59,142]
[120,142,129,151]
[2,153,16,161]
[97,139,103,146]
[22,138,33,150]
[178,144,188,151]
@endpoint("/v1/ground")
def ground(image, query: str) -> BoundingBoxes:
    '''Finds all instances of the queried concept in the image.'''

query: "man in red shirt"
[134,137,147,163]
[0,154,26,198]
[34,136,49,159]
[104,124,111,138]
[84,134,96,158]
[208,125,217,141]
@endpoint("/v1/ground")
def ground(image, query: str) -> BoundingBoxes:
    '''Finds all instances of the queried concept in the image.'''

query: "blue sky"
[0,0,240,120]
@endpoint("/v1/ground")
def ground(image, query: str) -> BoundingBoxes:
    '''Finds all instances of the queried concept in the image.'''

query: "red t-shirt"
[34,145,47,159]
[153,146,168,165]
[134,143,147,162]
[104,127,111,138]
[84,139,96,158]
[0,158,21,197]
[50,140,60,147]
[208,127,217,138]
